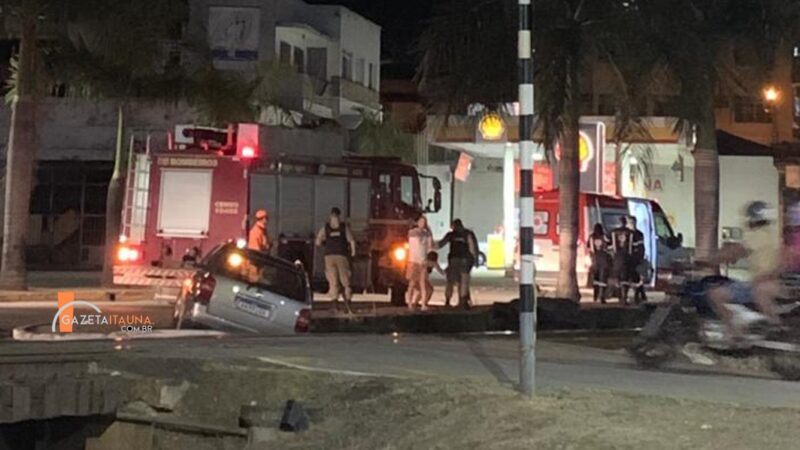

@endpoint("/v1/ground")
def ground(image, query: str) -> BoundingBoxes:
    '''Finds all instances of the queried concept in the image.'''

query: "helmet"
[744,201,776,227]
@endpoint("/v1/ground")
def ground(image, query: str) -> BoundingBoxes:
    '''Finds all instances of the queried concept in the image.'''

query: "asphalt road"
[4,333,800,409]
[0,301,175,336]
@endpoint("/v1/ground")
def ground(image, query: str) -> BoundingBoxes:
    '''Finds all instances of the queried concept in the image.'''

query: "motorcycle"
[629,268,800,380]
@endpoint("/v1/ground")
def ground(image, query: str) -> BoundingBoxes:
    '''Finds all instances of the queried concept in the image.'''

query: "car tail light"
[194,273,216,305]
[116,244,143,263]
[294,308,311,333]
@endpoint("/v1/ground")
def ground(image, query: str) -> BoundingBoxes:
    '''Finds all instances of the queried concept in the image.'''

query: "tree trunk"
[0,15,38,290]
[101,104,126,287]
[615,142,624,197]
[555,49,581,300]
[556,121,581,300]
[693,114,719,263]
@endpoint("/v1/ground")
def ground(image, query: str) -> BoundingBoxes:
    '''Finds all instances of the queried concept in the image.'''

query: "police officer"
[610,216,634,305]
[628,216,648,304]
[315,207,356,313]
[588,223,611,304]
[438,219,478,308]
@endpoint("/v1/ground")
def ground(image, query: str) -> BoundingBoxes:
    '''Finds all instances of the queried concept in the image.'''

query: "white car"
[174,243,312,334]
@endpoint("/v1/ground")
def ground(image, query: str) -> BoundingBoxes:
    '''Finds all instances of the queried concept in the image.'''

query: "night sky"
[307,0,433,73]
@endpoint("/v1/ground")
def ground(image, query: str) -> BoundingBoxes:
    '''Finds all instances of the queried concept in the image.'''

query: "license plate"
[234,297,272,319]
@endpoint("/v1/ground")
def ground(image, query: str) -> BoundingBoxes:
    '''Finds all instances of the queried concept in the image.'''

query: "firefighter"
[610,216,634,305]
[438,219,478,309]
[248,209,272,253]
[315,207,356,313]
[587,223,611,304]
[628,216,648,304]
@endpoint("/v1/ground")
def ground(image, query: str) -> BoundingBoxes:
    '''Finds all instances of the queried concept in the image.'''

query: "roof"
[716,130,774,157]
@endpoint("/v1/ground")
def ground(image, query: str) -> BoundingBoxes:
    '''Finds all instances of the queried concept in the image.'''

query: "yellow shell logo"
[578,134,590,163]
[555,131,595,172]
[478,113,506,140]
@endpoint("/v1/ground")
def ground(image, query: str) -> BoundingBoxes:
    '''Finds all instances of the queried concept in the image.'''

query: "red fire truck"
[114,124,442,304]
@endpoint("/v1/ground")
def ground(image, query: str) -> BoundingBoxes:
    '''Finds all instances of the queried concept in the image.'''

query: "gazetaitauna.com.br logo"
[52,292,154,333]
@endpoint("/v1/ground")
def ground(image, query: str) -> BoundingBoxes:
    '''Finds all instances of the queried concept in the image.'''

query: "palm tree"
[0,0,46,289]
[352,109,415,159]
[628,0,800,261]
[27,0,191,286]
[418,0,635,300]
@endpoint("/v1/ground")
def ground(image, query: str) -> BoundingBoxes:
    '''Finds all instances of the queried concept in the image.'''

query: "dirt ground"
[95,356,800,450]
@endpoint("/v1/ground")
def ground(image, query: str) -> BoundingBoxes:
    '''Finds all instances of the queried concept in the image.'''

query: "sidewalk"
[348,269,665,307]
[0,271,155,303]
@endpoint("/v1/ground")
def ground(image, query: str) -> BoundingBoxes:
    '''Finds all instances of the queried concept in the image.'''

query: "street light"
[763,86,780,144]
[764,86,780,104]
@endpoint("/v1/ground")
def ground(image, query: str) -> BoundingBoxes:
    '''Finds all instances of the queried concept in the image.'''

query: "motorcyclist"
[708,201,785,338]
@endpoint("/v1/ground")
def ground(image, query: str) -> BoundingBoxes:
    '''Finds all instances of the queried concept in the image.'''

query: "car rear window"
[203,246,308,303]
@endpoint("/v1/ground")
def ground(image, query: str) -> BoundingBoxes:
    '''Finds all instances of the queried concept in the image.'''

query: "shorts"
[728,281,754,305]
[446,257,472,284]
[406,263,426,283]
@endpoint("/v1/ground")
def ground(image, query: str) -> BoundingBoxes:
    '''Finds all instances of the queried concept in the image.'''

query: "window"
[400,175,414,206]
[533,211,549,236]
[374,173,392,219]
[368,63,374,89]
[733,97,771,123]
[601,210,629,232]
[293,47,305,73]
[279,42,291,66]
[307,47,327,80]
[355,58,365,84]
[157,169,212,237]
[654,211,676,241]
[204,246,308,303]
[342,52,352,80]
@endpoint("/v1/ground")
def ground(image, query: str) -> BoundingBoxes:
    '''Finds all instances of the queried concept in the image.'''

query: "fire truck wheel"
[390,285,407,307]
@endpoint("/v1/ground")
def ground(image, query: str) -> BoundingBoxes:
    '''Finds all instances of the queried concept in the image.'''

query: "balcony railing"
[330,76,380,110]
[272,72,380,116]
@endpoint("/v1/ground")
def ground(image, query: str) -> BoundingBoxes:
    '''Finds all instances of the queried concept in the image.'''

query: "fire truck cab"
[114,124,441,304]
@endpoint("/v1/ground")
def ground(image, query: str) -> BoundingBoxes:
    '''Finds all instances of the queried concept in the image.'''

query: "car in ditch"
[174,243,312,334]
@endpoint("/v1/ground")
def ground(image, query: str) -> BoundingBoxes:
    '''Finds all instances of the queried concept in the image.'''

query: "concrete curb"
[0,288,157,303]
[12,325,227,342]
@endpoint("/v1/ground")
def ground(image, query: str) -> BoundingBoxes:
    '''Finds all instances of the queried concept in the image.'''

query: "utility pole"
[517,0,536,397]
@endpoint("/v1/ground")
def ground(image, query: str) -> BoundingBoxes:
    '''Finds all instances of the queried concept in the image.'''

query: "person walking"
[315,207,356,314]
[628,216,648,304]
[248,209,271,253]
[610,216,634,305]
[406,215,435,310]
[587,223,611,304]
[438,219,478,308]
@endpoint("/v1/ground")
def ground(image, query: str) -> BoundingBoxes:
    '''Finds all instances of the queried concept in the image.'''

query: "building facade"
[0,0,381,269]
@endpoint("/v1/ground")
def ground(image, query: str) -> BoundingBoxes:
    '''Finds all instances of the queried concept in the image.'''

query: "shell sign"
[554,131,595,173]
[477,112,506,141]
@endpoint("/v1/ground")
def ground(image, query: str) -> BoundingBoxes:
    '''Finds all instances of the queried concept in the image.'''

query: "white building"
[190,0,382,125]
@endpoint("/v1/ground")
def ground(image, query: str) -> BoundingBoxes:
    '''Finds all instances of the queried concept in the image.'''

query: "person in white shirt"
[406,215,434,310]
